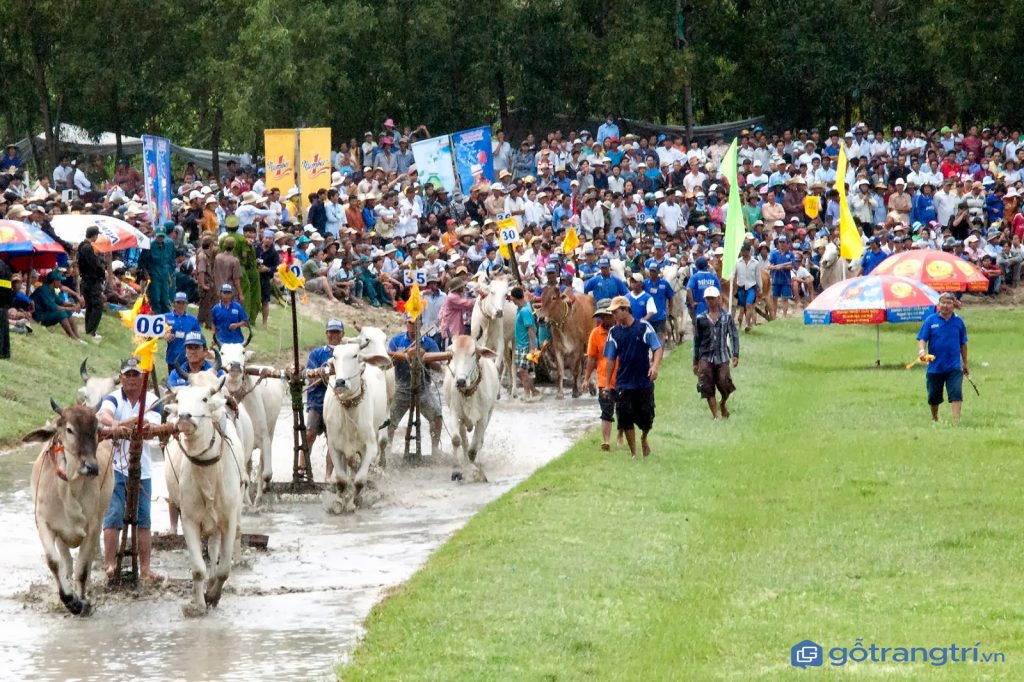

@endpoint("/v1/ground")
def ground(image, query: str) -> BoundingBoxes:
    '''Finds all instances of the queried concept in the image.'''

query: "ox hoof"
[182,603,208,618]
[60,591,85,616]
[471,467,488,483]
[204,592,222,609]
[451,470,463,482]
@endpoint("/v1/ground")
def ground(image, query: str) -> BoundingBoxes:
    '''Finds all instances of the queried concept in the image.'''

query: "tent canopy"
[13,123,243,171]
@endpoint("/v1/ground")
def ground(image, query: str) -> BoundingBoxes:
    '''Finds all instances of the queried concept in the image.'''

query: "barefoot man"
[692,286,739,419]
[917,292,969,423]
[603,296,663,459]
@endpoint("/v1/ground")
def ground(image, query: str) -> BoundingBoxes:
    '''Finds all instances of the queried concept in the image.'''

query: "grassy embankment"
[342,308,1024,681]
[0,303,326,447]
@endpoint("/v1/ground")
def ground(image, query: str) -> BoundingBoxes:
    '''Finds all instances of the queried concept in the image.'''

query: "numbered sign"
[403,269,427,286]
[495,212,512,221]
[134,314,167,338]
[289,263,302,280]
[497,216,520,245]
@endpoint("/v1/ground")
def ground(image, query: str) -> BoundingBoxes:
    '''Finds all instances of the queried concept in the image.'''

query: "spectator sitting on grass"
[979,255,1003,295]
[30,270,86,343]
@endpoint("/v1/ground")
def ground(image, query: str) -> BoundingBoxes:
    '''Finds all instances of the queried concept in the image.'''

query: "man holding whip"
[916,292,969,424]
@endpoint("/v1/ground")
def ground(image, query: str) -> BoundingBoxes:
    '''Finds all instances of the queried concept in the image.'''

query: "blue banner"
[142,134,173,227]
[452,125,494,195]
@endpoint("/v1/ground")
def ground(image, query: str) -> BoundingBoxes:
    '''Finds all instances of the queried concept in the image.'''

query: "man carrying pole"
[387,313,445,460]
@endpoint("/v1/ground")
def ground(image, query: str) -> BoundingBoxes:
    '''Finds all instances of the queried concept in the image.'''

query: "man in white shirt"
[580,193,605,237]
[52,156,73,189]
[492,131,512,173]
[99,357,163,582]
[504,184,527,230]
[657,192,683,236]
[933,178,958,226]
[683,161,707,193]
[72,162,92,194]
[397,186,421,238]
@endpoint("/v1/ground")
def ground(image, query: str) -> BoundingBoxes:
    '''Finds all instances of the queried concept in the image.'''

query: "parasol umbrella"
[804,275,941,365]
[50,214,151,252]
[0,219,68,271]
[870,249,988,292]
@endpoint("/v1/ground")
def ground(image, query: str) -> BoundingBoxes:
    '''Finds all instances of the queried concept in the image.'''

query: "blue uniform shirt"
[388,333,440,383]
[167,361,222,389]
[211,300,248,344]
[686,269,721,315]
[644,256,669,271]
[643,278,674,322]
[578,262,599,280]
[306,344,336,411]
[584,273,628,301]
[768,250,794,286]
[916,312,967,374]
[861,248,889,275]
[603,319,662,391]
[628,291,653,321]
[163,311,202,367]
[514,305,536,350]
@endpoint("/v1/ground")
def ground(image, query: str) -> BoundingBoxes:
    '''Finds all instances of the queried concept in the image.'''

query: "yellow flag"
[133,336,159,372]
[561,225,580,254]
[406,283,423,321]
[119,293,145,329]
[836,147,864,261]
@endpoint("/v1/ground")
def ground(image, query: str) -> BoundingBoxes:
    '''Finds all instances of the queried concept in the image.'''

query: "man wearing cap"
[255,228,280,327]
[643,263,675,342]
[767,236,795,318]
[916,293,969,424]
[584,298,620,450]
[860,237,889,275]
[163,291,202,373]
[603,295,663,459]
[212,284,250,345]
[77,224,106,341]
[584,256,628,301]
[167,330,221,389]
[686,256,721,318]
[305,320,346,476]
[387,315,443,458]
[220,215,260,321]
[139,225,176,314]
[99,357,162,582]
[692,286,739,420]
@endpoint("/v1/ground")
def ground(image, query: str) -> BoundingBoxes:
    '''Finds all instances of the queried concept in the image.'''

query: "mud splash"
[0,392,596,681]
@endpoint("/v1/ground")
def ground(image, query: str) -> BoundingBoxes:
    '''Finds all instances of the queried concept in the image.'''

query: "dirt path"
[0,388,597,681]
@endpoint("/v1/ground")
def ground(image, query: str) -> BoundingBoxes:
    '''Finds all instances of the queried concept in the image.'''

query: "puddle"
[0,391,595,681]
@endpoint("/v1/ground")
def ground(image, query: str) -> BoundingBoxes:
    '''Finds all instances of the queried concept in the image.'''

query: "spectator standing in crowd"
[77,225,106,342]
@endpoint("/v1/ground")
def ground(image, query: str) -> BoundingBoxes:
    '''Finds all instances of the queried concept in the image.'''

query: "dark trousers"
[82,280,104,335]
[0,307,8,359]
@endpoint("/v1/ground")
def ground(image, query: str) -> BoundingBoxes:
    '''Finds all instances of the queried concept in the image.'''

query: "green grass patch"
[0,302,324,447]
[341,309,1023,680]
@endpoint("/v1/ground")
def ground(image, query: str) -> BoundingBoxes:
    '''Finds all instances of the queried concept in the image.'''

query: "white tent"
[13,123,243,170]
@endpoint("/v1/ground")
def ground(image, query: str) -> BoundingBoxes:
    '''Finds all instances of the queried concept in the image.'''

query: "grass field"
[0,302,325,448]
[341,308,1023,681]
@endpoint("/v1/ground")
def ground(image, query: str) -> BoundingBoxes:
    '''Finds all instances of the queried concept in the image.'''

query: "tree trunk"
[211,105,223,180]
[112,83,123,161]
[684,78,695,143]
[496,69,510,134]
[843,91,852,132]
[28,35,56,170]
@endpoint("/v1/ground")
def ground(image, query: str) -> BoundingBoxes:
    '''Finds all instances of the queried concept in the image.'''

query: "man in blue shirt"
[603,295,663,459]
[306,319,345,475]
[511,287,540,400]
[686,257,721,317]
[596,116,620,146]
[644,241,671,272]
[164,291,202,372]
[767,236,795,318]
[916,293,969,423]
[643,263,674,341]
[386,315,443,458]
[167,330,222,388]
[211,284,250,345]
[860,237,889,275]
[584,257,628,301]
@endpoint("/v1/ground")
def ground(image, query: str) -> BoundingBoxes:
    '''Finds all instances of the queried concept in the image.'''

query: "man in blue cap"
[686,256,721,317]
[163,291,202,373]
[139,225,176,313]
[860,236,889,275]
[212,283,249,345]
[166,330,222,389]
[643,262,675,342]
[387,314,443,458]
[584,256,628,301]
[305,319,345,475]
[767,235,795,318]
[644,240,670,272]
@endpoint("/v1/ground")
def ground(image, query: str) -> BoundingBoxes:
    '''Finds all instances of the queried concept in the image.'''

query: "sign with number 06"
[134,314,167,338]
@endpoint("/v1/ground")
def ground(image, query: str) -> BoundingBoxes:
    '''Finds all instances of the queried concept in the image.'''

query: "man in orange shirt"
[584,298,619,451]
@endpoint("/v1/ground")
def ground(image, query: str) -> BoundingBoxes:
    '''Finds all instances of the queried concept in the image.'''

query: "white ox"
[470,272,516,397]
[25,400,114,616]
[661,263,691,344]
[322,341,391,513]
[76,359,119,409]
[353,326,396,403]
[218,344,286,503]
[820,241,862,291]
[443,336,499,483]
[164,381,245,615]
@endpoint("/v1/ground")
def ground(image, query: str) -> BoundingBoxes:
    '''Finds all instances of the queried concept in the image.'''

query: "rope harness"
[49,435,69,481]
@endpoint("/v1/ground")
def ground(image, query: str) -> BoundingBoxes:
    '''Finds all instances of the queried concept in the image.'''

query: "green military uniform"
[140,226,177,313]
[219,217,261,321]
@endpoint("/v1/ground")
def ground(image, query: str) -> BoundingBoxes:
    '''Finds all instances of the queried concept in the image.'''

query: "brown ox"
[713,259,774,321]
[24,400,114,616]
[536,287,595,398]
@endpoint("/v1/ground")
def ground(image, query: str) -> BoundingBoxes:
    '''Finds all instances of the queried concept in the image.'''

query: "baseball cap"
[326,319,345,333]
[119,357,143,374]
[174,292,188,303]
[607,296,631,313]
[220,283,234,293]
[593,299,613,316]
[704,286,721,298]
[648,262,661,271]
[597,257,610,268]
[184,331,207,347]
[545,262,558,274]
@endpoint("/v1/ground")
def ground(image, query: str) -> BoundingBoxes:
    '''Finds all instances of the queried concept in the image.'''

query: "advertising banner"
[452,125,494,194]
[154,136,172,226]
[411,135,457,194]
[141,135,158,224]
[264,128,297,191]
[298,127,332,196]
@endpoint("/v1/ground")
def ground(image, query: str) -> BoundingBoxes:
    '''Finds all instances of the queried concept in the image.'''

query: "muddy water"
[0,394,596,681]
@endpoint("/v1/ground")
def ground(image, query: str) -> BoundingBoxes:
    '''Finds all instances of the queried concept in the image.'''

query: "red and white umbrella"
[51,214,151,252]
[870,249,988,293]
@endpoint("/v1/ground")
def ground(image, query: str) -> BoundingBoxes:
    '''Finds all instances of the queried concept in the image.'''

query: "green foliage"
[2,0,1022,168]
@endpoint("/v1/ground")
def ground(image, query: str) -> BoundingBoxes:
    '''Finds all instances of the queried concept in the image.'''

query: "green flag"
[719,138,745,282]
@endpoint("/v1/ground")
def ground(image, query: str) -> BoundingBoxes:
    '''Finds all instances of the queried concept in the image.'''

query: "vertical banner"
[141,135,158,224]
[411,135,457,194]
[154,137,172,226]
[298,127,332,197]
[264,128,297,192]
[452,125,494,195]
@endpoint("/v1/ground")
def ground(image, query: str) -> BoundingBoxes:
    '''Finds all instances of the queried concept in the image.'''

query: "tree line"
[1,0,1019,176]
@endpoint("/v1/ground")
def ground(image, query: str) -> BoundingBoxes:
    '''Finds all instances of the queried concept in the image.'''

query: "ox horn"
[49,398,63,417]
[212,348,222,374]
[175,357,190,379]
[353,323,362,332]
[80,358,91,383]
[243,326,254,348]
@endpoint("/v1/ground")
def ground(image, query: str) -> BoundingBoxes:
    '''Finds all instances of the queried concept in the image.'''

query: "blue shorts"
[926,370,964,405]
[103,471,153,530]
[771,282,793,298]
[736,286,757,306]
